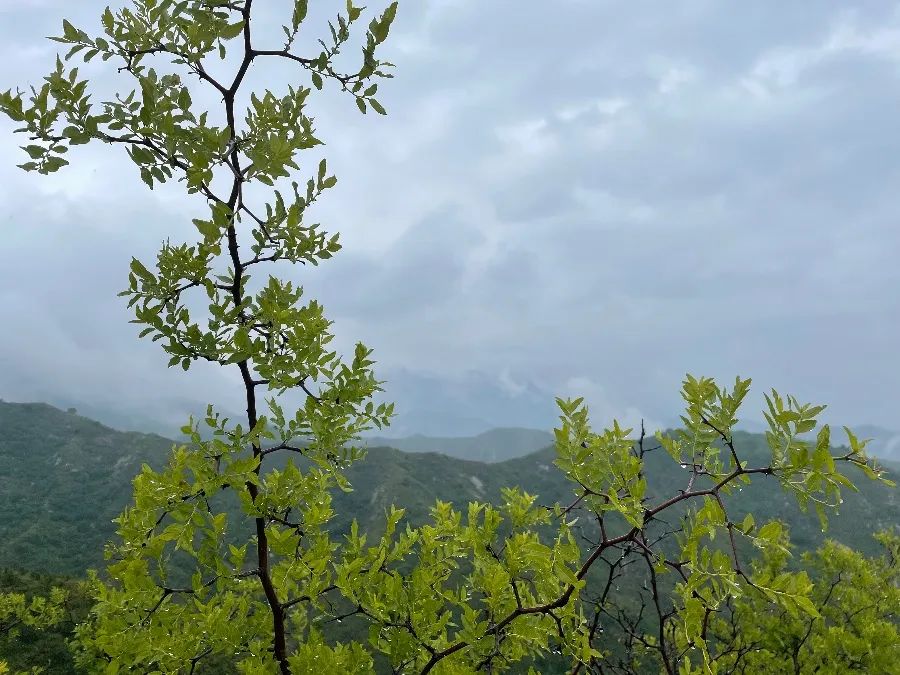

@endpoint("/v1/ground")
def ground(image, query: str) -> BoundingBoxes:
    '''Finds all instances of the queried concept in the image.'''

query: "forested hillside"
[2,401,896,578]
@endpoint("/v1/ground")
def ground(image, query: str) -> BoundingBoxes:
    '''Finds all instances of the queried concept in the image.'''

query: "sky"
[0,0,898,443]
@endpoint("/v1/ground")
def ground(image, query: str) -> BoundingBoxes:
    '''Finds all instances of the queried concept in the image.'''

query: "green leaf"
[62,19,78,41]
[347,0,363,21]
[129,258,153,280]
[741,513,754,534]
[369,2,398,44]
[43,156,69,172]
[757,521,782,543]
[219,21,245,40]
[23,145,45,160]
[101,7,114,32]
[369,98,386,115]
[356,98,366,114]
[293,0,309,26]
[192,218,218,241]
[794,594,821,618]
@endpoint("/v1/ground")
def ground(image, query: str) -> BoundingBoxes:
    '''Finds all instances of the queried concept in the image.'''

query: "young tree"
[1,2,894,673]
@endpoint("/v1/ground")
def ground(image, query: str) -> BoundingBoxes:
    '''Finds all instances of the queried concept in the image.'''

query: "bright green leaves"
[0,586,69,638]
[550,376,894,674]
[0,56,93,174]
[118,237,219,371]
[368,1,398,46]
[247,178,342,268]
[755,519,783,545]
[707,531,900,674]
[500,487,548,529]
[7,0,403,673]
[3,0,398,186]
[332,489,584,672]
[756,390,891,531]
[77,416,279,671]
[243,277,319,376]
[0,89,25,123]
[243,87,322,185]
[655,375,753,480]
[287,628,374,673]
[219,20,245,41]
[554,408,647,529]
[350,75,389,114]
[288,0,396,111]
[316,157,338,190]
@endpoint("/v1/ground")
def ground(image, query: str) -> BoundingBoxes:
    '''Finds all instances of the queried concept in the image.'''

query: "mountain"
[359,427,555,463]
[361,422,900,464]
[0,402,175,574]
[25,387,899,464]
[0,400,897,579]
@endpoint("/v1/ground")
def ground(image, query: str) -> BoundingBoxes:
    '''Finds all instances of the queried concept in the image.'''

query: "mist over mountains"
[5,380,898,462]
[1,368,563,440]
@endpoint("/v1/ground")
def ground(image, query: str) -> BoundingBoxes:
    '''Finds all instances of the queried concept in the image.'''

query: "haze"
[0,1,898,442]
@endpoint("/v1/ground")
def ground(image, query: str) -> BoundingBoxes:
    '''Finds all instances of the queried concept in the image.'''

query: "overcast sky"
[1,0,898,440]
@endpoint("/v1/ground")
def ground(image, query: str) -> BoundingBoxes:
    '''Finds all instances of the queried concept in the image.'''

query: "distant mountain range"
[361,427,555,463]
[364,423,900,463]
[1,400,897,581]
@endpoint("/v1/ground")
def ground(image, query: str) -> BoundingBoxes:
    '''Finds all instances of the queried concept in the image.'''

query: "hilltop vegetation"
[1,400,898,673]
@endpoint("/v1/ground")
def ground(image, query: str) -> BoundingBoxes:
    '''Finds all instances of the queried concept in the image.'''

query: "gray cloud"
[1,1,899,442]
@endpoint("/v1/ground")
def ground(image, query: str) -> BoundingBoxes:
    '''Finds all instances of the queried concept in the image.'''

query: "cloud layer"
[1,1,899,438]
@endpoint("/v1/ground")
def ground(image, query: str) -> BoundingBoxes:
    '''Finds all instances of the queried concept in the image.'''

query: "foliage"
[0,569,92,674]
[1,1,896,674]
[2,400,896,581]
[703,530,900,674]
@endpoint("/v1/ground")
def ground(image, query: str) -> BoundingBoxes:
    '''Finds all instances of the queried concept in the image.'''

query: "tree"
[702,529,900,674]
[1,2,895,673]
[0,578,71,674]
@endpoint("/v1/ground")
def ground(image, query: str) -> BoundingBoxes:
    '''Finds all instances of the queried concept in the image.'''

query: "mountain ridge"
[1,400,897,578]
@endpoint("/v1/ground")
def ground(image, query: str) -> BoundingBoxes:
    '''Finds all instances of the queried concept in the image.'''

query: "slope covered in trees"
[1,400,898,673]
[1,400,897,578]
